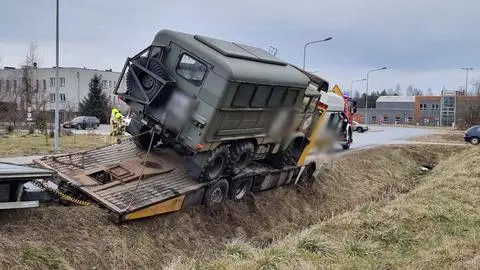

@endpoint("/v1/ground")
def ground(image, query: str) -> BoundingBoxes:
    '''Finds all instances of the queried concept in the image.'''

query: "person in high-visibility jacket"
[110,108,124,143]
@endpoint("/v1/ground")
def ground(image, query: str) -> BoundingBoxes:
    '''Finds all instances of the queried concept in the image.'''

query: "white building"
[0,65,128,122]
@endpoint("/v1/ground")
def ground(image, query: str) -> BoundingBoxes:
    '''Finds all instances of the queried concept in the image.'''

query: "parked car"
[464,125,480,145]
[63,116,100,129]
[352,121,368,133]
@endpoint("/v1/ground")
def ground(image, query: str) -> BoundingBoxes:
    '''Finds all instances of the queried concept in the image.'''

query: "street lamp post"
[54,0,60,152]
[302,37,333,70]
[365,67,387,124]
[461,67,473,96]
[350,78,366,95]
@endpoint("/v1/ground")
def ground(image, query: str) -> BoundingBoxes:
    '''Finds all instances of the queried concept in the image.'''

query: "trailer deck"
[34,139,321,222]
[34,141,209,220]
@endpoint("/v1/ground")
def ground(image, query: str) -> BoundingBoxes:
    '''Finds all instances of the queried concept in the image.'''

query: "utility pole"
[461,67,473,96]
[302,37,333,70]
[365,67,387,124]
[54,0,60,152]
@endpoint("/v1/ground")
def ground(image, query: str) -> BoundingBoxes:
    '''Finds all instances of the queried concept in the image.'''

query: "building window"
[113,81,116,87]
[43,80,47,90]
[102,80,107,89]
[371,115,377,122]
[420,103,427,111]
[35,80,39,91]
[232,84,255,108]
[408,116,413,122]
[383,115,389,122]
[60,93,66,102]
[60,77,65,87]
[109,81,112,88]
[50,77,55,87]
[13,80,17,90]
[6,80,10,91]
[395,115,401,122]
[431,104,439,111]
[0,79,3,91]
[50,93,55,102]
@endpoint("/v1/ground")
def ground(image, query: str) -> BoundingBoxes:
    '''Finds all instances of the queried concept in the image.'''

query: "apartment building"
[0,65,127,122]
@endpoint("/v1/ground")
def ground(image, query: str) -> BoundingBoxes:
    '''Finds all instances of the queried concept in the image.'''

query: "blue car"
[464,125,480,145]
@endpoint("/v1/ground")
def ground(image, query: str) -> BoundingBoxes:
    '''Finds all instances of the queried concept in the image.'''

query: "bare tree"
[457,97,480,128]
[394,83,402,96]
[426,88,433,96]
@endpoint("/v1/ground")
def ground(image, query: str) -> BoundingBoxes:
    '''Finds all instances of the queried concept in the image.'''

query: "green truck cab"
[114,30,329,182]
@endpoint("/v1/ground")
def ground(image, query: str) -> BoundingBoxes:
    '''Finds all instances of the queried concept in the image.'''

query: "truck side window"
[267,86,286,108]
[176,54,207,86]
[251,85,272,108]
[232,84,255,108]
[283,88,298,106]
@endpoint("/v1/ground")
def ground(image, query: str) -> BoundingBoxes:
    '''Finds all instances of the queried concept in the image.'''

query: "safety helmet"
[114,112,123,119]
[111,108,120,115]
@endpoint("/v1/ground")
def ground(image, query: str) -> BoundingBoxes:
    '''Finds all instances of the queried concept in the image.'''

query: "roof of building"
[152,30,311,87]
[376,96,415,103]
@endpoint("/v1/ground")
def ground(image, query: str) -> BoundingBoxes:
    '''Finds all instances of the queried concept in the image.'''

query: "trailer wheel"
[200,145,231,182]
[230,142,254,175]
[203,179,229,205]
[229,177,253,201]
[126,57,169,101]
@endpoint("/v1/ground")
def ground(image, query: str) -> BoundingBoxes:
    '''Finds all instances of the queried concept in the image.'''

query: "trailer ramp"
[34,141,205,221]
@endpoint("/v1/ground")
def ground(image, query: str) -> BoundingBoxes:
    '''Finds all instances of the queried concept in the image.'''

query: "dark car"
[464,125,480,145]
[63,116,100,129]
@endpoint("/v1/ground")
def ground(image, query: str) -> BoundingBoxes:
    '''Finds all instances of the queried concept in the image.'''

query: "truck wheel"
[342,143,350,150]
[203,179,229,205]
[200,145,231,182]
[229,177,253,201]
[126,57,169,101]
[356,127,364,133]
[270,140,302,169]
[230,142,254,175]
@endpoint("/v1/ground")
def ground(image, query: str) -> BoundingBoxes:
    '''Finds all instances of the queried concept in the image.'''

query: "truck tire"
[230,142,254,175]
[229,177,253,201]
[200,145,231,182]
[270,139,304,169]
[203,179,229,205]
[126,57,169,101]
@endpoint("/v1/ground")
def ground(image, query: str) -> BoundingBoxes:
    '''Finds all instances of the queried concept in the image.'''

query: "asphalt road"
[0,126,454,165]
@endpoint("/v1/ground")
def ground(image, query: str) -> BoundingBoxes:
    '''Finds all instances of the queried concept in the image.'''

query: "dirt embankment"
[0,145,460,269]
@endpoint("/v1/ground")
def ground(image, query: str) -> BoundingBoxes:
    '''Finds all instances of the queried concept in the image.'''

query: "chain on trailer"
[30,179,91,206]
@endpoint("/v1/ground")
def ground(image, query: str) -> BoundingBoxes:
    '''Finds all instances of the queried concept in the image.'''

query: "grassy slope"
[0,132,110,156]
[193,146,480,270]
[0,145,467,269]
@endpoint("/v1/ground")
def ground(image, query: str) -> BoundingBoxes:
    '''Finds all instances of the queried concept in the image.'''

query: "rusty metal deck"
[34,141,204,214]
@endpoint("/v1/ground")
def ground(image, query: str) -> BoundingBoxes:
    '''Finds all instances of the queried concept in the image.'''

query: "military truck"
[114,30,329,182]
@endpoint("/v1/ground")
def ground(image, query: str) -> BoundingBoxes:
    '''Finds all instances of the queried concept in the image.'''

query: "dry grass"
[0,145,464,269]
[0,132,110,156]
[409,132,465,143]
[188,146,480,269]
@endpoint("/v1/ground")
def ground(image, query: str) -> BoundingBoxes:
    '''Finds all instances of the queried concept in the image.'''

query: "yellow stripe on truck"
[125,195,185,220]
[297,108,327,166]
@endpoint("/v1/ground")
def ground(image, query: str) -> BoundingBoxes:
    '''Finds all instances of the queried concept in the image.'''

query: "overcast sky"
[0,0,479,95]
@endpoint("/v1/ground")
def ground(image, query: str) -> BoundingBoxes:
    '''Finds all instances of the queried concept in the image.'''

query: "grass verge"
[188,145,480,269]
[0,132,110,156]
[0,145,465,269]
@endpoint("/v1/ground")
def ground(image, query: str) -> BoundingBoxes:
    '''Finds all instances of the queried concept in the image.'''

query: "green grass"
[0,132,111,156]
